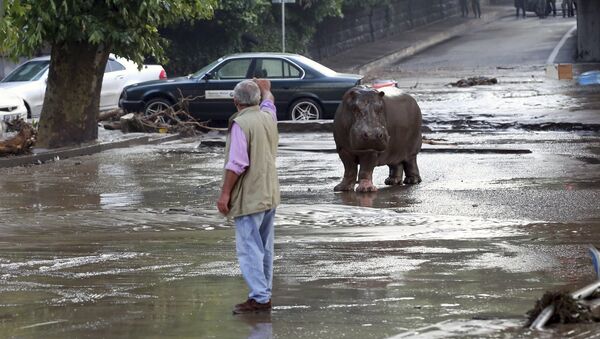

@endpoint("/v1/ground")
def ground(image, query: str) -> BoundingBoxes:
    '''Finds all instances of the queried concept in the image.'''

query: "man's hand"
[253,78,271,93]
[218,170,240,216]
[217,192,230,215]
[253,78,275,102]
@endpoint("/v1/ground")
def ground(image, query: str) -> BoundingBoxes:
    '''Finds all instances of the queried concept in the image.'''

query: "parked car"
[0,88,27,123]
[119,52,363,121]
[0,55,167,118]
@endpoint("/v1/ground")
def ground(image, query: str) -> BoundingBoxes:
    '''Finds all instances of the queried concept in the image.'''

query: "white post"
[281,1,285,53]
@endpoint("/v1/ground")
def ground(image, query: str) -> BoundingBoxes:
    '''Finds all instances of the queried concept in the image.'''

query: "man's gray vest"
[223,105,280,218]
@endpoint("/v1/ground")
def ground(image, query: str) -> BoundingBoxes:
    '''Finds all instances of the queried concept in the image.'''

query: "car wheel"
[288,98,322,120]
[144,98,173,116]
[143,98,174,124]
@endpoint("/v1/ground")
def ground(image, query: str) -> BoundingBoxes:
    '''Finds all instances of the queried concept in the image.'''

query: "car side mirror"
[202,72,213,81]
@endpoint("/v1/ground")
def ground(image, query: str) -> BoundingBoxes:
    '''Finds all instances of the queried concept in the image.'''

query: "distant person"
[515,0,527,18]
[561,0,574,17]
[471,0,481,18]
[547,0,557,16]
[459,0,469,17]
[217,78,280,315]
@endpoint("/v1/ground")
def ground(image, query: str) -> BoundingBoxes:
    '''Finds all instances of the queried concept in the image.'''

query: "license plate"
[2,114,19,122]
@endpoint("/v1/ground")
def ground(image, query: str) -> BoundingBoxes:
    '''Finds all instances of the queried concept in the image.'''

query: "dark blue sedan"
[119,53,363,121]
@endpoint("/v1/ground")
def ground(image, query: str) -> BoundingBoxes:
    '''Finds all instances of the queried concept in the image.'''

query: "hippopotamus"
[333,85,422,192]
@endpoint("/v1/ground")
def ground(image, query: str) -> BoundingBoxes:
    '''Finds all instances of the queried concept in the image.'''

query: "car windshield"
[1,60,50,82]
[294,55,338,76]
[190,59,222,79]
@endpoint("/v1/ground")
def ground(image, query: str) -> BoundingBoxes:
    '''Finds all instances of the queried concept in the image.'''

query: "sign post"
[272,0,295,53]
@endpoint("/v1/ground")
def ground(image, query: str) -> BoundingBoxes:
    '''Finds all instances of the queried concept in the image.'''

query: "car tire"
[288,98,322,121]
[143,98,173,116]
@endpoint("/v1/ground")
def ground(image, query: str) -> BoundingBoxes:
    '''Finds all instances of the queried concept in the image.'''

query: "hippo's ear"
[345,88,357,100]
[378,91,385,98]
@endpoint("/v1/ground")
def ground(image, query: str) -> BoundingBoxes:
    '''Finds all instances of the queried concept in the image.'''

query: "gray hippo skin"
[333,86,422,192]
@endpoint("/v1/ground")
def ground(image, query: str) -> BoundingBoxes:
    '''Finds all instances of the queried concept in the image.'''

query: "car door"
[253,57,304,119]
[193,58,253,120]
[100,59,128,110]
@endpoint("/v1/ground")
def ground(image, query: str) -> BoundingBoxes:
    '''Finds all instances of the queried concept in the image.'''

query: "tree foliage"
[0,0,216,66]
[0,0,217,148]
[162,0,353,76]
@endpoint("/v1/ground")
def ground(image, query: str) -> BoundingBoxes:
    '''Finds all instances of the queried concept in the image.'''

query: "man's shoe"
[233,299,272,314]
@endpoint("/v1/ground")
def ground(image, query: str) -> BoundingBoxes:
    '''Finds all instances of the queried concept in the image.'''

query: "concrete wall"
[577,0,600,62]
[310,0,489,60]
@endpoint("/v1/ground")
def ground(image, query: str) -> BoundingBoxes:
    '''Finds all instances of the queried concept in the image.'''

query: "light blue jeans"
[235,208,275,304]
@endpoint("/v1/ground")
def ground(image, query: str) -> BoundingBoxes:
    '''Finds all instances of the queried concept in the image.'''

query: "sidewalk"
[320,4,515,74]
[0,128,181,168]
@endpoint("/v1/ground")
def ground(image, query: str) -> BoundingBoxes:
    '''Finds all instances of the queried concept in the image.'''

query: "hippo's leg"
[384,164,404,186]
[356,153,378,192]
[334,148,358,191]
[402,154,422,184]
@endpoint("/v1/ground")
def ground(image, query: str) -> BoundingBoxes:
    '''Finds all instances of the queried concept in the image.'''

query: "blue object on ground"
[577,71,600,86]
[590,245,600,279]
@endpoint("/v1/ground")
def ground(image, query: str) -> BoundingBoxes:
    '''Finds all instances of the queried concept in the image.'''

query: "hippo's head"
[343,86,389,152]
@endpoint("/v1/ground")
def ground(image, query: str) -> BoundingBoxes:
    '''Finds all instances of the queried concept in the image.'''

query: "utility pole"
[272,0,295,53]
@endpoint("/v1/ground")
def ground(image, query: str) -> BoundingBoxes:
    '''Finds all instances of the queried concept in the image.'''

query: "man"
[547,0,557,17]
[515,0,527,18]
[561,0,574,17]
[459,0,469,17]
[217,78,280,314]
[471,0,481,18]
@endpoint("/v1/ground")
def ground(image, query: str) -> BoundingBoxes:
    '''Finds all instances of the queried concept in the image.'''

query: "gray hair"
[233,80,261,106]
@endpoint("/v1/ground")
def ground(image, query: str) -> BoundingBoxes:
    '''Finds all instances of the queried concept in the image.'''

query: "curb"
[0,133,181,168]
[357,9,513,74]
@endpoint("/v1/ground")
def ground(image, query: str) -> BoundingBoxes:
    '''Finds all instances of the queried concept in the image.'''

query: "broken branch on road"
[448,76,498,87]
[0,119,37,157]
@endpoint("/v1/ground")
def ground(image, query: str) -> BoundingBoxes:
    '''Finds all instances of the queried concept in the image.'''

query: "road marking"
[20,319,68,329]
[547,24,577,65]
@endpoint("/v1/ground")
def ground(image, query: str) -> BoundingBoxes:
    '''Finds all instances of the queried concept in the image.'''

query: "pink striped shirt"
[225,100,277,175]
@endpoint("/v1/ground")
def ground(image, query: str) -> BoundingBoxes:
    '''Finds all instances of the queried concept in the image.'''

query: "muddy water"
[1,125,599,338]
[1,65,600,337]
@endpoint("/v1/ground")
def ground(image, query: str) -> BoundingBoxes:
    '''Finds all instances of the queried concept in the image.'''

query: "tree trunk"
[36,41,110,148]
[577,0,600,62]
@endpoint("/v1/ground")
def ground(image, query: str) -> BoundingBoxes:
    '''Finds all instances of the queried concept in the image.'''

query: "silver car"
[0,54,167,118]
[0,89,27,122]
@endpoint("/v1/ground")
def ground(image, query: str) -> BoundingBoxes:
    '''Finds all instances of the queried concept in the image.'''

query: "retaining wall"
[309,0,490,60]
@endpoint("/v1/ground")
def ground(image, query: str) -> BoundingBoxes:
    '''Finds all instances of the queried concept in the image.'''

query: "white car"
[0,55,167,118]
[0,88,28,123]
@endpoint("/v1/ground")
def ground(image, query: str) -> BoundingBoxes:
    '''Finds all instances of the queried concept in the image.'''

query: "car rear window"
[294,55,338,77]
[257,59,301,79]
[2,60,50,82]
[106,60,126,73]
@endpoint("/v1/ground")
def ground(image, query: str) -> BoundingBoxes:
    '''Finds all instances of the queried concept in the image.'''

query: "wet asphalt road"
[1,13,600,339]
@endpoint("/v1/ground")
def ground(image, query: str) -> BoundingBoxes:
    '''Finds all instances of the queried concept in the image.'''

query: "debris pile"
[100,95,219,137]
[526,290,599,327]
[449,76,498,87]
[0,119,37,157]
[527,246,600,330]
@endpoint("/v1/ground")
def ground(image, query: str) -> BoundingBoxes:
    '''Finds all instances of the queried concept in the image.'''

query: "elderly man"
[217,78,280,314]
